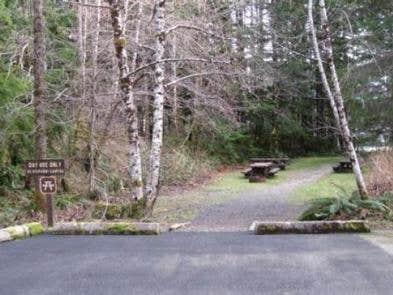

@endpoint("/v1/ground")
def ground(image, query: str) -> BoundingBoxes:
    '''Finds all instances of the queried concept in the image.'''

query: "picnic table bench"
[333,160,353,173]
[242,162,280,183]
[249,157,290,170]
[242,156,289,182]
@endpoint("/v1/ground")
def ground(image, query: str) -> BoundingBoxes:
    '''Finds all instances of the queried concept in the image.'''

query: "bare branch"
[68,1,110,9]
[129,58,230,77]
[165,25,228,40]
[165,71,238,87]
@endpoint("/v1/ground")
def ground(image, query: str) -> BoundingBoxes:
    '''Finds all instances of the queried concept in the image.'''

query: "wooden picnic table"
[247,162,277,183]
[333,160,353,173]
[250,157,289,163]
[242,158,285,182]
[250,162,273,170]
[249,157,290,170]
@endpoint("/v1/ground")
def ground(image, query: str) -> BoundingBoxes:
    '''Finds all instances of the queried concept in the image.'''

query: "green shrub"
[105,173,122,194]
[0,190,36,228]
[56,193,83,210]
[299,193,392,221]
[159,147,216,186]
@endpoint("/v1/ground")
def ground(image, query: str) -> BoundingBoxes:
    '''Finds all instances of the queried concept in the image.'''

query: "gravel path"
[184,165,332,232]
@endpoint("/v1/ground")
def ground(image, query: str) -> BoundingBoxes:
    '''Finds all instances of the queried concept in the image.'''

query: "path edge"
[46,222,160,235]
[0,222,44,243]
[0,221,161,243]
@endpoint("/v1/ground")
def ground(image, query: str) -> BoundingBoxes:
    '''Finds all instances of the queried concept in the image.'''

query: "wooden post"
[47,194,54,227]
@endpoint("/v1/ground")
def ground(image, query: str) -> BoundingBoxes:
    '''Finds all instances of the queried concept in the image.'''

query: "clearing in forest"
[153,157,353,231]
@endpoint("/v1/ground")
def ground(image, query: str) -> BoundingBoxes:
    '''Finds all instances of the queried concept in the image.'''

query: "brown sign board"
[25,159,65,176]
[39,176,57,195]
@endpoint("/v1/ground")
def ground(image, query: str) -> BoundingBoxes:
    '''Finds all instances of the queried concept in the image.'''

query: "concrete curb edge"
[0,222,44,243]
[250,220,370,235]
[46,222,160,235]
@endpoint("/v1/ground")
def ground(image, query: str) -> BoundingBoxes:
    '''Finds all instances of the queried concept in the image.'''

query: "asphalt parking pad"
[1,232,393,295]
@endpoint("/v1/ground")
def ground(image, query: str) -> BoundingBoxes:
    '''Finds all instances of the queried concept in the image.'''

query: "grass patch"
[287,156,342,171]
[153,171,250,223]
[153,156,344,223]
[152,170,287,223]
[293,173,356,204]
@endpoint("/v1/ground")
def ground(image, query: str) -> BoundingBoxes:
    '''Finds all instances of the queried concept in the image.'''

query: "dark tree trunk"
[33,0,47,159]
[32,0,47,211]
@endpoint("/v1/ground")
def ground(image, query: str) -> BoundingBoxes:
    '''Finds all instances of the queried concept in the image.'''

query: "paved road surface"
[185,166,332,231]
[1,233,393,295]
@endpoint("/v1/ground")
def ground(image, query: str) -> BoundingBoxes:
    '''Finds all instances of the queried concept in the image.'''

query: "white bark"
[145,0,167,202]
[307,0,341,132]
[318,0,368,198]
[171,35,179,132]
[108,0,143,200]
[128,0,143,200]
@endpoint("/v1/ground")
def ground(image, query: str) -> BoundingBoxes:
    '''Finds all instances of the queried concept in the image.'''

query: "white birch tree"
[308,0,368,199]
[318,0,368,198]
[145,0,167,206]
[107,0,144,200]
[307,0,341,131]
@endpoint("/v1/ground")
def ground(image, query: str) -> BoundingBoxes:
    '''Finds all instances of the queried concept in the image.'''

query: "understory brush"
[366,151,393,197]
[0,189,37,227]
[300,150,393,222]
[159,146,216,186]
[299,190,393,221]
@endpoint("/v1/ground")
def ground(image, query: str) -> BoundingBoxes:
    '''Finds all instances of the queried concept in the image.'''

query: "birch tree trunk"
[318,0,368,198]
[145,0,167,204]
[171,35,179,133]
[307,0,341,132]
[88,0,102,192]
[107,0,143,200]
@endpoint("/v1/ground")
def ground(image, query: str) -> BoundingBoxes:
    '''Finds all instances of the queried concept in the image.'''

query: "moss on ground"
[26,222,44,236]
[105,223,138,234]
[92,201,146,220]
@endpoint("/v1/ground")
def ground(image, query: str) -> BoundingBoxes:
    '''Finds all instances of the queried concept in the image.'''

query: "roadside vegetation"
[0,1,392,228]
[298,152,393,228]
[294,173,355,203]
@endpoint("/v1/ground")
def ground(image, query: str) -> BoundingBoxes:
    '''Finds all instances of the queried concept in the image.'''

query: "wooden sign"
[25,159,65,227]
[39,176,57,195]
[25,159,65,176]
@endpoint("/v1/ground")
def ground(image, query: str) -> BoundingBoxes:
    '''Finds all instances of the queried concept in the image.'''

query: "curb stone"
[0,222,44,243]
[0,230,12,242]
[0,221,160,243]
[250,220,370,235]
[46,222,160,235]
[169,222,191,232]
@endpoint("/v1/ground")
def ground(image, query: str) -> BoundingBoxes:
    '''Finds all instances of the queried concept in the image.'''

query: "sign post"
[26,159,65,227]
[39,176,57,227]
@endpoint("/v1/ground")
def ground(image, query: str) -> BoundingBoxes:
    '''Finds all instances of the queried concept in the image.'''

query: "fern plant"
[299,185,392,221]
